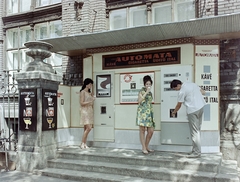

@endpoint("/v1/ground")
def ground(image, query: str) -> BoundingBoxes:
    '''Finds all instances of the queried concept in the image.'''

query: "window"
[50,20,62,38]
[20,27,31,47]
[109,9,127,30]
[6,28,18,49]
[34,20,62,40]
[6,21,62,76]
[7,51,19,70]
[129,6,147,27]
[174,0,195,21]
[34,23,48,40]
[36,0,61,7]
[152,1,172,24]
[7,0,31,14]
[109,0,195,30]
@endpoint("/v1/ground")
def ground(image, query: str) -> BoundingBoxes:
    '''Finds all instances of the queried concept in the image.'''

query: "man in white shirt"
[170,79,206,158]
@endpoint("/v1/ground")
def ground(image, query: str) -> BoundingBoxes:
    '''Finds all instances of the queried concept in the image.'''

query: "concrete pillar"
[15,41,62,172]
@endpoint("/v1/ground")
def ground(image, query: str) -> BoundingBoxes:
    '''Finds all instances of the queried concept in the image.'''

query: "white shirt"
[177,82,206,114]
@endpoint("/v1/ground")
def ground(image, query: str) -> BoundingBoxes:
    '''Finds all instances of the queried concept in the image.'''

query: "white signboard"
[195,45,219,130]
[120,72,154,103]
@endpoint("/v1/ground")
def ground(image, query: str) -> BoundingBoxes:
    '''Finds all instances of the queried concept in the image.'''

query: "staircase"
[35,146,239,182]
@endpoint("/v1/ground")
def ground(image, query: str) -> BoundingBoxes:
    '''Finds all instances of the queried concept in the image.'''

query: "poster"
[19,89,37,131]
[96,74,111,97]
[42,89,57,131]
[120,72,154,103]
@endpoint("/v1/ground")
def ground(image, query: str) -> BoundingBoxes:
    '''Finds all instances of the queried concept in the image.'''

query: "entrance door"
[160,65,193,146]
[93,72,114,142]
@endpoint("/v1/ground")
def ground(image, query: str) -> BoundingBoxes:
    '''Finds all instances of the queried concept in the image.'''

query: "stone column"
[15,41,62,172]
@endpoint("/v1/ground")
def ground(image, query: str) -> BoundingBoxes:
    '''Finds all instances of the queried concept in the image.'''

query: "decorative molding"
[194,39,220,45]
[2,4,62,29]
[106,9,110,18]
[74,0,84,21]
[146,2,152,11]
[87,38,194,54]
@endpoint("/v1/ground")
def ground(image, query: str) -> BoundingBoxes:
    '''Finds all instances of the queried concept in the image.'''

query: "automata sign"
[103,48,180,69]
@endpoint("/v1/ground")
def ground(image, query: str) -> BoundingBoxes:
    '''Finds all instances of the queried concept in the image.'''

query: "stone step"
[57,147,222,173]
[37,168,166,182]
[46,158,239,182]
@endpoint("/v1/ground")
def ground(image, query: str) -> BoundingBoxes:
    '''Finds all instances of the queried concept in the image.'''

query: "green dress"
[136,87,155,128]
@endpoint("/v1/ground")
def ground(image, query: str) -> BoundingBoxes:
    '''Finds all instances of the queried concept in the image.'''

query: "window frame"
[108,0,196,30]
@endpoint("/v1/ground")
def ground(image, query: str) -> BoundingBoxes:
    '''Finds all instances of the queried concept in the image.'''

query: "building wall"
[199,0,240,17]
[0,0,3,74]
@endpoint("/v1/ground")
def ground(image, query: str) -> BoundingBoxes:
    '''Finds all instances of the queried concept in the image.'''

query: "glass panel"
[53,66,63,77]
[20,49,31,70]
[34,23,48,40]
[109,9,127,30]
[52,0,61,4]
[175,0,195,21]
[20,27,31,47]
[51,53,62,66]
[20,0,31,12]
[152,2,172,24]
[7,51,18,70]
[50,20,62,38]
[129,6,147,27]
[6,29,18,49]
[7,0,18,14]
[37,0,49,6]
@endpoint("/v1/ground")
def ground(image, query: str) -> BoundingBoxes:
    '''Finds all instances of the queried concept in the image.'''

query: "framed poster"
[19,89,37,131]
[120,72,154,104]
[96,74,111,97]
[42,89,57,131]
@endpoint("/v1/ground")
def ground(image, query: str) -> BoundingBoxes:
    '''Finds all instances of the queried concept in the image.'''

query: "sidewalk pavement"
[0,170,78,182]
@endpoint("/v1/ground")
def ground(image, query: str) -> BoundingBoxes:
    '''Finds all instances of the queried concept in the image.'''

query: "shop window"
[152,1,172,24]
[7,0,31,14]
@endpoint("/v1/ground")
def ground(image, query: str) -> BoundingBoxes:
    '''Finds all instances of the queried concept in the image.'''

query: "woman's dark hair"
[170,79,182,88]
[80,78,93,93]
[143,75,153,85]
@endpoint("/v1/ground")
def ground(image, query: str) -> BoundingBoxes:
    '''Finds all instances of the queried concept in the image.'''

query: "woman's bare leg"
[145,127,154,151]
[81,124,92,144]
[139,126,147,152]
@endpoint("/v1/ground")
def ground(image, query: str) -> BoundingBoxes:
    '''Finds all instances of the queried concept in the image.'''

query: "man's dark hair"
[170,79,182,88]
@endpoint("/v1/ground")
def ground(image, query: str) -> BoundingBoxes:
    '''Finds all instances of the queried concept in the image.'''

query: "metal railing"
[0,70,19,171]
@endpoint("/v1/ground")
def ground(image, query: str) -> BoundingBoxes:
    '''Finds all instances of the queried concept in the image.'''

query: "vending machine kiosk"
[161,65,193,147]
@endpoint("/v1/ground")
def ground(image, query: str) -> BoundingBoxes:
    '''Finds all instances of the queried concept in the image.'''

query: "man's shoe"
[187,153,201,158]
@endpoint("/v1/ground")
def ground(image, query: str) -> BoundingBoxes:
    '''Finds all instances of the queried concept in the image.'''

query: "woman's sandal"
[142,150,149,154]
[80,143,85,149]
[147,149,154,152]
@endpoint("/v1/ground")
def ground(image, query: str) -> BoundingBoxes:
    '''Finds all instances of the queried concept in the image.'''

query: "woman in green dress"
[136,75,155,154]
